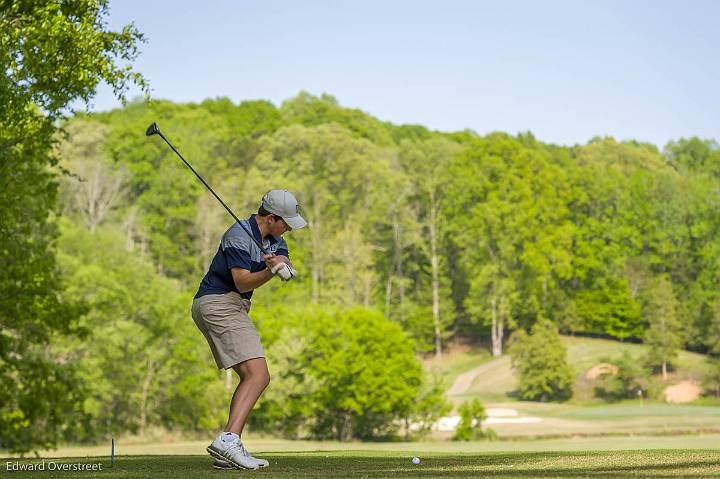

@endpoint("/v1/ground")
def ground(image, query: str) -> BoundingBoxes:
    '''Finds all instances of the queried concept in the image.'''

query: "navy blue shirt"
[195,215,289,300]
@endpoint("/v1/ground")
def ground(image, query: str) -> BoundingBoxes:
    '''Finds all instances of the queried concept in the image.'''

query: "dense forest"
[60,93,720,351]
[6,91,720,450]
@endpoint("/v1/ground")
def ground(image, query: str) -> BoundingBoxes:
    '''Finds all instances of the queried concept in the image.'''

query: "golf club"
[145,122,269,255]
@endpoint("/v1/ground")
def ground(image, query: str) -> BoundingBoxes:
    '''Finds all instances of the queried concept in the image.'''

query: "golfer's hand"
[264,255,295,281]
[264,254,283,270]
[274,255,291,265]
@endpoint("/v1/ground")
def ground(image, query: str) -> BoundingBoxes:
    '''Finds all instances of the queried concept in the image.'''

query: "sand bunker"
[585,363,619,380]
[664,380,702,403]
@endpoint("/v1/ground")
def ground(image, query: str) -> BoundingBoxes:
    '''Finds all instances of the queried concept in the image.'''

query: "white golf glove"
[270,262,296,282]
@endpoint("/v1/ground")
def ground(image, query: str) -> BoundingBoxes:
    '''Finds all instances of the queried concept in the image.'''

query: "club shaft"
[156,131,269,255]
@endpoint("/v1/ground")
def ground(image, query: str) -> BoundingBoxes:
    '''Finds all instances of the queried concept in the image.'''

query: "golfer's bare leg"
[224,357,270,435]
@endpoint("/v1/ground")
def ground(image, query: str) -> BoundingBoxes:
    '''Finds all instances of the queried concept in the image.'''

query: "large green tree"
[0,0,144,452]
[249,305,438,440]
[397,137,461,357]
[253,123,393,305]
[509,319,574,402]
[447,133,574,355]
[642,276,683,380]
[565,138,670,339]
[56,219,222,441]
[665,137,720,177]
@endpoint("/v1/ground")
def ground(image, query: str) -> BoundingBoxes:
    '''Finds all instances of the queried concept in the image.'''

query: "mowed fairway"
[4,450,720,478]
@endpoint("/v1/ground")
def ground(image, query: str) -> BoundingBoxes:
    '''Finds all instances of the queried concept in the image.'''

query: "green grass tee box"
[4,449,720,479]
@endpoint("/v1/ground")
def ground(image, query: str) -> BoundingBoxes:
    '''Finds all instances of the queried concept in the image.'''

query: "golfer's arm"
[231,267,273,293]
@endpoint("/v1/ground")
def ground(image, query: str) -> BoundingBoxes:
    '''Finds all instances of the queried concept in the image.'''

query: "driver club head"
[145,122,161,136]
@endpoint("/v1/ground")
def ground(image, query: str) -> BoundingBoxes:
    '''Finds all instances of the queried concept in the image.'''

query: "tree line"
[63,94,720,358]
[43,94,720,441]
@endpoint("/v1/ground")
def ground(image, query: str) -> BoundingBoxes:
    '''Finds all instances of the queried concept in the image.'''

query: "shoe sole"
[214,460,268,469]
[206,446,258,470]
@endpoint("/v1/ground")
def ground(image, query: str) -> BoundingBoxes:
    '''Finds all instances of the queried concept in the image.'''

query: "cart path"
[447,355,511,395]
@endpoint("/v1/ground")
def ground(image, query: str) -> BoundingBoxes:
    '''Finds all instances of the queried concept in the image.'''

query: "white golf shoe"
[206,434,258,470]
[214,455,269,469]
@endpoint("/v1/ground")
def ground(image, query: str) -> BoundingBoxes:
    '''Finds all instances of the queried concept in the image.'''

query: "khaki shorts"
[191,291,265,369]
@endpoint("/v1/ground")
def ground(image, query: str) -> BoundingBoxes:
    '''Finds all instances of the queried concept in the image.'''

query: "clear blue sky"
[91,0,720,147]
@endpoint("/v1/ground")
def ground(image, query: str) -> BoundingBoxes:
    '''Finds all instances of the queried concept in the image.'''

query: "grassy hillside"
[427,335,710,403]
[421,336,720,438]
[563,336,708,380]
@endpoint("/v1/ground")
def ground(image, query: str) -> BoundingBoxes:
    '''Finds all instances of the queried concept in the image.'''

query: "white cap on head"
[262,189,307,230]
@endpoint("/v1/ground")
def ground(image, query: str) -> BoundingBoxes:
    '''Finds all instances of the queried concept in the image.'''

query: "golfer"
[191,189,306,470]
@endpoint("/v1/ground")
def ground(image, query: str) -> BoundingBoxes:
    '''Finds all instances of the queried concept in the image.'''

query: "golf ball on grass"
[411,457,420,465]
